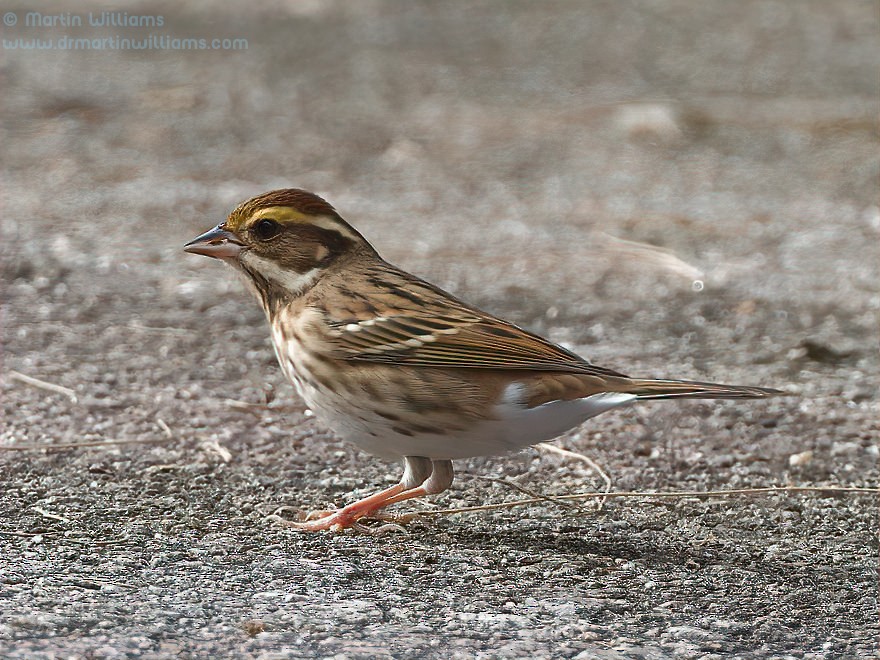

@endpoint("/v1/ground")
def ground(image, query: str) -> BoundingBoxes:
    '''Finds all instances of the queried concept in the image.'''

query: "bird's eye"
[253,218,281,241]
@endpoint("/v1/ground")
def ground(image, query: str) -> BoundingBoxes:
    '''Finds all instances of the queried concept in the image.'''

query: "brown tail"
[523,373,783,407]
[623,378,784,400]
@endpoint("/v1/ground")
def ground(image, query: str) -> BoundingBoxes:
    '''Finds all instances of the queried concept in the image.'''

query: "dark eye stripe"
[292,225,355,257]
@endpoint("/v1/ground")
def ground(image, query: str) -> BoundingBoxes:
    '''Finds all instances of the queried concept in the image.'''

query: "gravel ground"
[1,1,878,658]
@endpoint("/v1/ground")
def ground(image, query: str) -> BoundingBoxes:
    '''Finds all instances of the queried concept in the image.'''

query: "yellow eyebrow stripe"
[250,206,313,223]
[250,206,360,242]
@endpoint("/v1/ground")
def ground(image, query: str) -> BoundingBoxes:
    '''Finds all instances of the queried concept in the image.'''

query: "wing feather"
[319,261,629,377]
[328,311,627,377]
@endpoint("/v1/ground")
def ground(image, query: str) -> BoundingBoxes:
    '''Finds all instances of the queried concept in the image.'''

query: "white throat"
[239,252,321,297]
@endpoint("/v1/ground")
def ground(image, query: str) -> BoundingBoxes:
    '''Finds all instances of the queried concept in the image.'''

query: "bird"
[184,188,781,531]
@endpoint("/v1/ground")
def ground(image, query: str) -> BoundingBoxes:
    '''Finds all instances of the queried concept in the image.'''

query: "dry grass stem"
[31,507,73,524]
[200,438,233,463]
[156,417,173,439]
[417,485,879,518]
[536,442,613,508]
[596,232,704,281]
[8,370,78,403]
[473,475,578,510]
[0,437,173,451]
[126,321,191,335]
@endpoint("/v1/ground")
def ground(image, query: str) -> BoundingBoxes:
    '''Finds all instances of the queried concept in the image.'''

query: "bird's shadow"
[413,518,700,568]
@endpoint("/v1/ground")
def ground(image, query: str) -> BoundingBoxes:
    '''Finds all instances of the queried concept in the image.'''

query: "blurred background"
[4,0,878,349]
[3,0,877,444]
[1,1,878,657]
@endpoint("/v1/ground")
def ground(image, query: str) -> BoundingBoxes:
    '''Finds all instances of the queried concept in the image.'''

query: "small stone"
[788,450,813,467]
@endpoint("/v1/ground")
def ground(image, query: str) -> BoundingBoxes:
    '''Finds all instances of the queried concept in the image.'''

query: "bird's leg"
[273,456,433,532]
[380,460,454,507]
[348,460,456,531]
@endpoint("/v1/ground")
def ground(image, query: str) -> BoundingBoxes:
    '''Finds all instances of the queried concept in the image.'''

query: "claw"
[263,458,452,532]
[352,520,409,535]
[304,509,336,521]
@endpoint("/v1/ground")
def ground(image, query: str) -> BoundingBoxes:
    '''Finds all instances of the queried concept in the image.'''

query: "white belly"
[292,368,635,461]
[271,320,636,461]
[348,390,637,460]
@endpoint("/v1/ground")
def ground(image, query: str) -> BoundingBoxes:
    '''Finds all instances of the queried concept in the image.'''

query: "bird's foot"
[265,482,412,533]
[267,505,409,533]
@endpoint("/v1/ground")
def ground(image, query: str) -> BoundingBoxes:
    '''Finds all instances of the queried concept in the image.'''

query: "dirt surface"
[1,1,878,658]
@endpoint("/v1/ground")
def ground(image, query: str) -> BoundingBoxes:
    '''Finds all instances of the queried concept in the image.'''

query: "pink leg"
[274,456,440,532]
[281,482,406,531]
[380,460,454,507]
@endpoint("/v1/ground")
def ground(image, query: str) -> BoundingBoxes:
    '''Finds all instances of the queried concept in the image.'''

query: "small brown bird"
[185,189,780,531]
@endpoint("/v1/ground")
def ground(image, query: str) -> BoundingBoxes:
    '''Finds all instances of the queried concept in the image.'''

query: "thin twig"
[224,398,272,414]
[596,231,704,280]
[31,507,73,524]
[200,438,232,463]
[156,417,173,439]
[0,530,130,546]
[126,321,191,335]
[472,475,577,510]
[535,442,612,509]
[53,535,131,547]
[415,485,880,517]
[223,399,307,414]
[0,437,173,451]
[7,370,77,403]
[68,578,139,590]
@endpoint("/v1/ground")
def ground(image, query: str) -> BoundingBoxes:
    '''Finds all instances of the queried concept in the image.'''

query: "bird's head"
[185,189,374,303]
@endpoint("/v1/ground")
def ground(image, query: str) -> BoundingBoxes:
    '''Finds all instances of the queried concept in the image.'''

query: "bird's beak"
[184,225,244,259]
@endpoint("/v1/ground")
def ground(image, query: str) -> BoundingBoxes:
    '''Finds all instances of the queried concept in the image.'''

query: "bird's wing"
[321,263,628,377]
[317,263,782,402]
